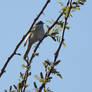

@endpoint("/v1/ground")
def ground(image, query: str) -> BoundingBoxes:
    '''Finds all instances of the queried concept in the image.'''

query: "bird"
[23,21,45,60]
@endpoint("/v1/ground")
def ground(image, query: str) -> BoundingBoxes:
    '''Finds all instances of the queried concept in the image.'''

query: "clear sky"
[0,0,92,92]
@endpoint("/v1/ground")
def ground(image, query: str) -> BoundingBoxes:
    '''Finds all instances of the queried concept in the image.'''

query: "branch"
[29,9,64,65]
[38,1,72,92]
[20,3,65,92]
[0,0,50,78]
[54,1,72,62]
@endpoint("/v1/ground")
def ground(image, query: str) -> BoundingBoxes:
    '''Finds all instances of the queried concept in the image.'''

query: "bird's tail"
[23,42,32,61]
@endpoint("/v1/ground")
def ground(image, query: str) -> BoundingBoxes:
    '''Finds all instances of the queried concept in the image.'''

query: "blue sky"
[0,0,92,92]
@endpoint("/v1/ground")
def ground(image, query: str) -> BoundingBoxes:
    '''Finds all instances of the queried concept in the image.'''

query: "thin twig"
[54,1,72,62]
[0,0,50,78]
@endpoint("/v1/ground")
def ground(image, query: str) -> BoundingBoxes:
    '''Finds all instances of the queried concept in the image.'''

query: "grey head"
[36,21,44,25]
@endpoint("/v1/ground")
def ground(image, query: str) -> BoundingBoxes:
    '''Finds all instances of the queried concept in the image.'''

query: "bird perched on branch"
[23,21,45,60]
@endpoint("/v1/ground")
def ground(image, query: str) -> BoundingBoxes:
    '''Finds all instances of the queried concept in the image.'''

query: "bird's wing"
[24,32,31,47]
[24,26,36,47]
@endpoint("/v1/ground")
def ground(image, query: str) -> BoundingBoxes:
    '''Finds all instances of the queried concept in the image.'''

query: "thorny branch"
[0,0,50,78]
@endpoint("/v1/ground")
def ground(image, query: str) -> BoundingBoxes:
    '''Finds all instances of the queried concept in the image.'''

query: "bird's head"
[36,21,44,25]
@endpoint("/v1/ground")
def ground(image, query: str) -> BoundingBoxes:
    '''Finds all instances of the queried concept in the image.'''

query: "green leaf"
[77,0,86,5]
[51,68,59,74]
[69,13,73,17]
[71,7,80,12]
[62,6,66,11]
[21,64,29,69]
[47,66,51,70]
[35,88,38,92]
[56,36,61,43]
[21,64,26,68]
[33,52,39,56]
[51,31,59,36]
[42,62,46,66]
[57,21,64,28]
[57,73,63,79]
[65,25,70,29]
[43,88,46,92]
[57,2,64,6]
[63,42,66,47]
[24,83,28,88]
[54,60,61,66]
[51,28,54,33]
[46,25,49,31]
[20,72,23,79]
[45,59,51,66]
[39,78,44,83]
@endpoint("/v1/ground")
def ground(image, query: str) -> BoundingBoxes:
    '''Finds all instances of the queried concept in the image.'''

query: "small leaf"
[54,60,61,66]
[51,68,59,74]
[20,72,23,79]
[24,83,28,88]
[45,59,51,66]
[71,7,80,12]
[57,73,63,79]
[46,25,49,32]
[65,25,70,29]
[43,88,46,92]
[42,62,46,66]
[62,6,66,11]
[51,28,54,33]
[51,31,59,36]
[47,66,51,70]
[56,36,61,43]
[77,0,86,5]
[21,64,26,68]
[69,13,73,17]
[57,2,64,6]
[21,64,29,69]
[63,42,66,47]
[35,88,38,92]
[39,78,44,83]
[65,7,70,13]
[33,52,39,56]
